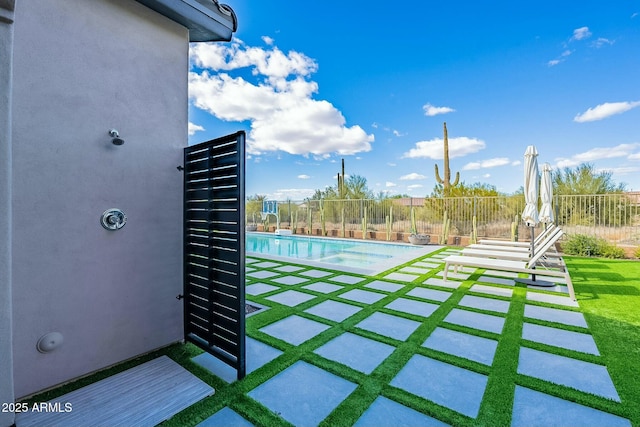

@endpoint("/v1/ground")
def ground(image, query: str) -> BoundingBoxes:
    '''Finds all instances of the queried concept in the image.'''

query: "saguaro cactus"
[511,214,519,242]
[470,215,478,244]
[439,211,450,245]
[434,122,460,197]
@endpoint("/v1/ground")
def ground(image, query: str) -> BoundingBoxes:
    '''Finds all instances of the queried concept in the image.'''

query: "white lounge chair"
[443,233,576,301]
[476,224,557,248]
[462,228,564,262]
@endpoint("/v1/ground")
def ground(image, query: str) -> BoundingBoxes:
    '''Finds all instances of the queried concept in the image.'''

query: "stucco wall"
[12,0,188,398]
[1,3,15,426]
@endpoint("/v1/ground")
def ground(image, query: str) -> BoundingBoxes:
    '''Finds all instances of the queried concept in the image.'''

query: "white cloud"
[388,162,397,167]
[555,143,640,168]
[462,157,510,170]
[591,38,614,48]
[512,160,522,166]
[262,36,274,45]
[561,50,573,57]
[393,130,406,137]
[386,181,397,188]
[571,26,592,41]
[423,103,455,116]
[297,174,310,179]
[400,173,426,180]
[189,41,373,157]
[547,59,562,67]
[268,188,315,200]
[598,166,640,175]
[632,12,638,19]
[574,101,640,122]
[483,173,491,178]
[188,122,205,135]
[407,184,423,189]
[402,137,485,159]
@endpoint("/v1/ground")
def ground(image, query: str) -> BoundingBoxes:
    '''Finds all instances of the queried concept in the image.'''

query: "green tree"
[344,174,373,199]
[553,163,626,195]
[553,163,630,226]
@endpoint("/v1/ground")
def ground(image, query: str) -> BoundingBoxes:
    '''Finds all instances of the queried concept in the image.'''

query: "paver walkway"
[192,250,630,427]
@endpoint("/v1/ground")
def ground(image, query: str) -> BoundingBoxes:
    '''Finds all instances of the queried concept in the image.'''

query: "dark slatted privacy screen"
[183,131,246,379]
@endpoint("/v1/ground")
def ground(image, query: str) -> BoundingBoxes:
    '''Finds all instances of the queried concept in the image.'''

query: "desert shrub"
[634,246,640,259]
[562,234,604,256]
[600,243,626,259]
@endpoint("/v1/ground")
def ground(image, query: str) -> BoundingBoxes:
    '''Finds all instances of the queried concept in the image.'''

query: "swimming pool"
[246,233,438,274]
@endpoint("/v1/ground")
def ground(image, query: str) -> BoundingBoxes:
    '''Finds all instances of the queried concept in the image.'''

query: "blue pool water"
[246,233,434,273]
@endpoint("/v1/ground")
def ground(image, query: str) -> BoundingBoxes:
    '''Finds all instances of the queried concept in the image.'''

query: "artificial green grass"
[564,256,640,425]
[21,251,640,426]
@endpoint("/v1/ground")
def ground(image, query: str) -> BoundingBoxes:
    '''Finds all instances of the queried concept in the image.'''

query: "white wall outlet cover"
[36,332,64,353]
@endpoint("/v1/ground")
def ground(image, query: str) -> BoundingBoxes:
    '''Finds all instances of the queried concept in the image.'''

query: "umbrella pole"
[530,226,536,282]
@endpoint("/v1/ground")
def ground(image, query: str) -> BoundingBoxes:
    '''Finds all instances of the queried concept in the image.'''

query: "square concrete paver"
[330,274,365,284]
[248,361,357,427]
[459,295,510,314]
[302,282,343,294]
[407,287,452,302]
[526,292,579,307]
[482,270,519,278]
[339,289,387,305]
[444,308,506,334]
[259,315,330,346]
[518,347,620,401]
[391,355,488,418]
[522,323,600,355]
[300,269,333,278]
[354,396,448,427]
[470,284,513,298]
[247,270,280,279]
[305,300,362,322]
[246,283,279,296]
[274,265,305,273]
[356,312,421,341]
[384,272,420,282]
[413,261,441,269]
[271,275,309,286]
[252,261,281,268]
[365,280,404,293]
[423,327,498,366]
[511,386,631,427]
[314,332,395,374]
[265,290,315,307]
[423,278,462,289]
[524,305,588,328]
[435,271,472,281]
[398,266,431,275]
[197,407,254,427]
[385,298,439,318]
[477,275,515,286]
[192,337,283,383]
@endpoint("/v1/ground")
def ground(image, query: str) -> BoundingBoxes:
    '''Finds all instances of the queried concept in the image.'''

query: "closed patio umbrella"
[522,145,539,228]
[522,145,539,282]
[539,163,554,225]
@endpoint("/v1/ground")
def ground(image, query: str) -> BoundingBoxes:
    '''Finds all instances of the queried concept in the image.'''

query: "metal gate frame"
[183,131,246,379]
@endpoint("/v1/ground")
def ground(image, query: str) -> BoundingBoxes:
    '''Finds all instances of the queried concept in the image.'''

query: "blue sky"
[188,0,640,200]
